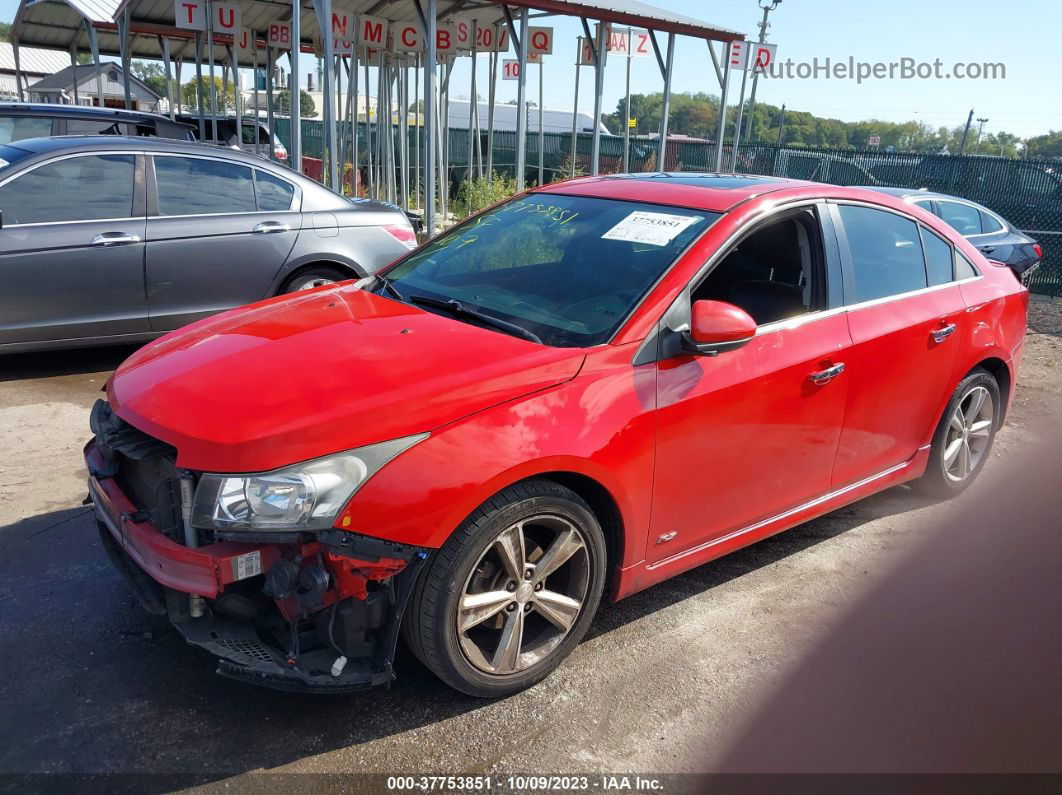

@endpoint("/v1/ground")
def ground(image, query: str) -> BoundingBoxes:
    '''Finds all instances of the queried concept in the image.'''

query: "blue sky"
[3,0,1059,138]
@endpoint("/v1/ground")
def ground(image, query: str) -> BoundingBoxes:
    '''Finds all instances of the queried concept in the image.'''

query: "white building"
[0,42,69,101]
[27,61,161,110]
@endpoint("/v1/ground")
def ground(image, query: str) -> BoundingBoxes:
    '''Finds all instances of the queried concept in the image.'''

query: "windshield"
[379,194,718,347]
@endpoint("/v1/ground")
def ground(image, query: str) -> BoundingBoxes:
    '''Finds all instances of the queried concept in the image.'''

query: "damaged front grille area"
[90,399,184,539]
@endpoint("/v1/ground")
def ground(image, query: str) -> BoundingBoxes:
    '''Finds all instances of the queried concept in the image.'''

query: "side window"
[255,169,295,211]
[838,205,927,303]
[979,211,1003,234]
[692,211,824,326]
[920,227,954,287]
[0,115,53,144]
[954,251,980,279]
[154,156,256,215]
[936,201,982,236]
[65,119,131,136]
[913,200,934,214]
[0,154,135,225]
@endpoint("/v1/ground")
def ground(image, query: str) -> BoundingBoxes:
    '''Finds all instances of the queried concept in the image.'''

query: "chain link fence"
[275,119,1062,298]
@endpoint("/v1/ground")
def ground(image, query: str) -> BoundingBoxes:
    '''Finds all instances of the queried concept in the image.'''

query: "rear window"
[0,115,53,144]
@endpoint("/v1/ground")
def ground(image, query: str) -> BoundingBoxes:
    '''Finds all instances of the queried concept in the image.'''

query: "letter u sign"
[213,2,241,34]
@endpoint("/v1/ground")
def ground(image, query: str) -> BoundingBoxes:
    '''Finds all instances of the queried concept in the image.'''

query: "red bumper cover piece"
[86,441,279,598]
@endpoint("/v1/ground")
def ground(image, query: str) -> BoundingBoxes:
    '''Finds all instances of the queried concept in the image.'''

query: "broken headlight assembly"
[190,433,428,531]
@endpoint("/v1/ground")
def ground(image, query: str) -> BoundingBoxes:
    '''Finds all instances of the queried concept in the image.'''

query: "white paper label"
[235,550,262,580]
[601,211,701,246]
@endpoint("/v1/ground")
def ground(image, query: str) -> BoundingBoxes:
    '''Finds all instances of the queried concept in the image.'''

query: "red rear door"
[829,203,964,486]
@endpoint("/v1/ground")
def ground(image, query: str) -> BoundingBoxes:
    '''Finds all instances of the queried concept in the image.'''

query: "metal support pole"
[314,0,338,189]
[290,0,302,173]
[364,50,374,197]
[413,53,420,206]
[399,57,408,208]
[84,21,105,108]
[513,8,529,189]
[119,9,132,109]
[571,38,581,177]
[229,45,241,152]
[622,35,631,172]
[175,58,183,114]
[730,48,751,172]
[440,58,453,219]
[422,0,437,232]
[266,46,276,160]
[537,59,544,184]
[69,45,80,105]
[194,32,206,139]
[206,2,218,142]
[655,32,675,170]
[160,37,175,119]
[591,21,607,175]
[467,21,477,186]
[486,34,497,182]
[12,38,24,102]
[743,2,776,143]
[354,39,363,194]
[712,41,732,172]
[252,43,260,129]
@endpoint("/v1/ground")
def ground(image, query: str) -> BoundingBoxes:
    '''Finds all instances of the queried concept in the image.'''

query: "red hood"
[108,286,585,472]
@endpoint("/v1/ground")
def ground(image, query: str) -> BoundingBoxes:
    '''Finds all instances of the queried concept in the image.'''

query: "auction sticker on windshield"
[602,210,703,246]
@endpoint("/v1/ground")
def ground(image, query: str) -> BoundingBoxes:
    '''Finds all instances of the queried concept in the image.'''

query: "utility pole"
[743,0,782,143]
[956,108,974,155]
[774,103,785,146]
[975,117,989,153]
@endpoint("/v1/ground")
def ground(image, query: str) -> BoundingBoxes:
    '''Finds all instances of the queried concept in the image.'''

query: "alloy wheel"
[457,515,590,675]
[295,277,336,291]
[943,385,994,482]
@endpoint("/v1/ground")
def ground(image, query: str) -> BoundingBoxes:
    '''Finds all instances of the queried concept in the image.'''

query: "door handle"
[980,245,996,254]
[90,232,141,247]
[252,221,290,234]
[809,362,845,385]
[931,323,957,343]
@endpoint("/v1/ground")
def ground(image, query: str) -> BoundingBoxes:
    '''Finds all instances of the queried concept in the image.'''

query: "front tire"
[403,480,607,698]
[280,265,349,293]
[915,368,1000,499]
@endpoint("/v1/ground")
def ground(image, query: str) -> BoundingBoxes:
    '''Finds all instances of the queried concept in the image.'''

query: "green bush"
[455,171,519,218]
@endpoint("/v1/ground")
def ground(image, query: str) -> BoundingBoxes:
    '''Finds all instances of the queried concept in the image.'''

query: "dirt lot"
[0,299,1059,783]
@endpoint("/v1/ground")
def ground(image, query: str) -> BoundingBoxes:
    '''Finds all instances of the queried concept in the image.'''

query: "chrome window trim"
[0,150,140,228]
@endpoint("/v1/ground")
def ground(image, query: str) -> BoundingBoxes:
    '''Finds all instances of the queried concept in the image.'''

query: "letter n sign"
[175,0,206,31]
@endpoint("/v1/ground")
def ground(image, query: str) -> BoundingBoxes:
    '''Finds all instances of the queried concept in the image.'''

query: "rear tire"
[403,480,607,698]
[914,368,1000,499]
[280,265,349,293]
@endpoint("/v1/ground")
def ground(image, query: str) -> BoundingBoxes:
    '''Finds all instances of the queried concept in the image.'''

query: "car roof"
[0,102,177,123]
[858,185,978,203]
[539,173,814,213]
[1,135,299,176]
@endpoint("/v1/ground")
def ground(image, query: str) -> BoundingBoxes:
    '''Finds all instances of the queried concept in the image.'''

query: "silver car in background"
[0,135,416,353]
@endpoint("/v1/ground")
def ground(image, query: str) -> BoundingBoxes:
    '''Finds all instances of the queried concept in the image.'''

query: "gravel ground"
[0,299,1058,784]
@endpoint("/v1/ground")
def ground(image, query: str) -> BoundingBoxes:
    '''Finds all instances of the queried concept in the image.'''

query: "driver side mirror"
[680,300,757,356]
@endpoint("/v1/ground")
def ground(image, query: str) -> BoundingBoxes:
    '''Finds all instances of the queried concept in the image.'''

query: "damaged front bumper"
[87,439,427,694]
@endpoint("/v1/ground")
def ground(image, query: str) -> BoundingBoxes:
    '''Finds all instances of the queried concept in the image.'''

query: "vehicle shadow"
[0,344,142,382]
[0,486,935,783]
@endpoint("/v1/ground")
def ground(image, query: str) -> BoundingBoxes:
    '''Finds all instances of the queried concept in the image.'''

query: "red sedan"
[86,174,1028,697]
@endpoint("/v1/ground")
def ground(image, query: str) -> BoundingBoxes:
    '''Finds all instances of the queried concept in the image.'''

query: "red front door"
[648,314,852,564]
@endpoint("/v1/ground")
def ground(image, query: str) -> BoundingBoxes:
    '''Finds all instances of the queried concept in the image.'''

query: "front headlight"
[191,433,428,531]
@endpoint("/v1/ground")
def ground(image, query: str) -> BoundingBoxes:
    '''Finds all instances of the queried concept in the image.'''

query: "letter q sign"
[528,26,553,55]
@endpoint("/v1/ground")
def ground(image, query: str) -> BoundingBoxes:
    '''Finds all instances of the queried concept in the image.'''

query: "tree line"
[604,92,1061,159]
